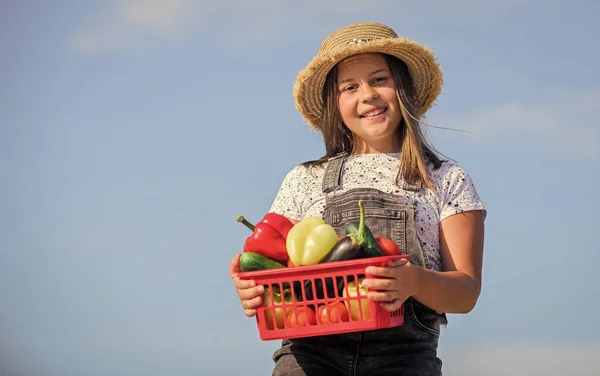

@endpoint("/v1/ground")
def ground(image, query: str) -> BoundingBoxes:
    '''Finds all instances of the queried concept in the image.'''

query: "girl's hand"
[362,257,421,312]
[229,254,265,317]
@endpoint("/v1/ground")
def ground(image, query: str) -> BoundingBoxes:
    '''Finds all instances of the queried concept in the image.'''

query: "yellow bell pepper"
[286,217,338,266]
[343,278,371,320]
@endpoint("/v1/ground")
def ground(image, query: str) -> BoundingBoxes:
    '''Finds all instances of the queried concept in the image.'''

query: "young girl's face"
[336,53,402,152]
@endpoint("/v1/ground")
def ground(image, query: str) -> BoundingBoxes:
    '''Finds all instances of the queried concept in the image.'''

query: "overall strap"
[321,152,347,193]
[398,179,422,192]
[395,168,423,192]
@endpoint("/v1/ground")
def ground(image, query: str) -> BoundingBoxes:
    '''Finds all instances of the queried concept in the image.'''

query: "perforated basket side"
[237,255,409,340]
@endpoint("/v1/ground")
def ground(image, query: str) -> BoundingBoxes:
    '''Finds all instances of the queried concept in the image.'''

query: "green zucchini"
[240,252,286,272]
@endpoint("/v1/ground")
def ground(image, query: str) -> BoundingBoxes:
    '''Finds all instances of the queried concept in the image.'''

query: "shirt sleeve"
[268,166,305,221]
[438,163,487,221]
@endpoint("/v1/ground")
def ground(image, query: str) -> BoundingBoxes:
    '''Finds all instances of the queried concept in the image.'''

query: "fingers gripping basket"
[237,255,409,341]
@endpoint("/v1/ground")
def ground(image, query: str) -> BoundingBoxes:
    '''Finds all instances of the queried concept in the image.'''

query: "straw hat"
[293,22,443,131]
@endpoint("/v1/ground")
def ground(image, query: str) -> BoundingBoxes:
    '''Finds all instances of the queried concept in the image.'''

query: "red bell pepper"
[375,237,401,256]
[236,213,294,263]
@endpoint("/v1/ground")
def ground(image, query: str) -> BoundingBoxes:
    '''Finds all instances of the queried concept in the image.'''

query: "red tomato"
[286,306,317,328]
[376,237,401,256]
[317,302,349,324]
[287,259,295,268]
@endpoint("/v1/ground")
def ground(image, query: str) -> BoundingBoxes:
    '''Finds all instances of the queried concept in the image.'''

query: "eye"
[342,84,358,92]
[372,76,389,85]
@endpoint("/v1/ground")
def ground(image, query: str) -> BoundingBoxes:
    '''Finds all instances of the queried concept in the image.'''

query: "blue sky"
[1,1,599,375]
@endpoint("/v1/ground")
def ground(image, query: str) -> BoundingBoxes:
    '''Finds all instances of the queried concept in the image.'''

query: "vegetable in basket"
[322,200,372,263]
[375,237,401,256]
[237,213,294,263]
[262,286,294,330]
[317,302,350,324]
[239,252,286,272]
[286,217,338,266]
[343,278,371,320]
[345,214,382,259]
[286,305,317,328]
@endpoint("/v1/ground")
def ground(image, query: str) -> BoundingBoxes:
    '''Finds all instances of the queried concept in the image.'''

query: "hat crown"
[319,22,399,53]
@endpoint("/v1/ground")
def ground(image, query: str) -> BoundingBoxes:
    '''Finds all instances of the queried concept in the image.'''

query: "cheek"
[337,96,356,123]
[381,88,399,106]
[383,91,402,120]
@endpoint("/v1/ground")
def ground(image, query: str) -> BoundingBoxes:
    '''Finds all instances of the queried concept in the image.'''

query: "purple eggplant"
[321,200,369,263]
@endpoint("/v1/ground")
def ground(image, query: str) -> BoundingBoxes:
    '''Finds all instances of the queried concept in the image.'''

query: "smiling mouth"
[360,108,387,118]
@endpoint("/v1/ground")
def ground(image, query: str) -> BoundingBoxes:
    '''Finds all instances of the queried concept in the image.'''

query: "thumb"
[229,253,242,278]
[388,257,409,267]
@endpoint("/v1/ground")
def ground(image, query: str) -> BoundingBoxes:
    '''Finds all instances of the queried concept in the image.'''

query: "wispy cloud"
[68,0,528,54]
[441,342,600,375]
[433,88,600,160]
[69,0,204,54]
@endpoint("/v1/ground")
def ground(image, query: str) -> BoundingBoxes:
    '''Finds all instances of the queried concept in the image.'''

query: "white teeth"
[363,108,385,117]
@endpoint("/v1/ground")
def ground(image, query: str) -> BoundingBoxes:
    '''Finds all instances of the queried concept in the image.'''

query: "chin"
[362,127,397,141]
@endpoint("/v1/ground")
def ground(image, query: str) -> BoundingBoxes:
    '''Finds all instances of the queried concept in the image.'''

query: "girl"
[230,21,486,375]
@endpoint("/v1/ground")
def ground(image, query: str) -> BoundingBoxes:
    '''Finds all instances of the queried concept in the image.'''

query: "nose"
[359,84,379,103]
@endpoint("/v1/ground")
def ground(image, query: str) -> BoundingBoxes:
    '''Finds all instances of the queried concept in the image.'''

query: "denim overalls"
[272,153,448,376]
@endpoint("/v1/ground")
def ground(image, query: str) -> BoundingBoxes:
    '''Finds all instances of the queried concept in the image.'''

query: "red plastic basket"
[237,254,410,341]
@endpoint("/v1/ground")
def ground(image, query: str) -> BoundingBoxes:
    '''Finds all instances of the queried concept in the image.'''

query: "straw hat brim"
[293,38,443,131]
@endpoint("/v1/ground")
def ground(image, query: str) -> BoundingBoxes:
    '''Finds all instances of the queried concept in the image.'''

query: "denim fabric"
[272,154,446,375]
